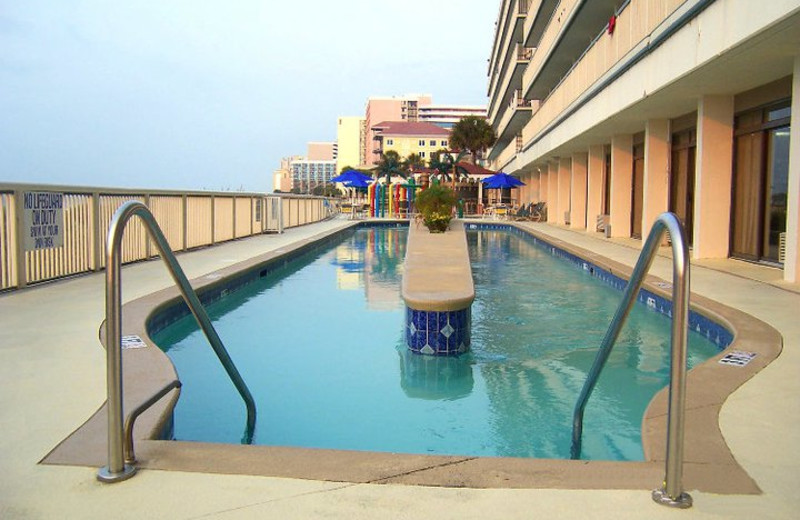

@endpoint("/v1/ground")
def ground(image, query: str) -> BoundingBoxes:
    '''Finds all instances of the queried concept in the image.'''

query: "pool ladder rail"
[97,201,257,483]
[570,212,693,509]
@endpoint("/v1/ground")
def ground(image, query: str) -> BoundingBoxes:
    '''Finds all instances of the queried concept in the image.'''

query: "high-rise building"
[307,142,337,161]
[364,94,433,166]
[336,116,365,173]
[289,159,337,194]
[485,0,800,282]
[419,105,487,129]
[272,156,300,192]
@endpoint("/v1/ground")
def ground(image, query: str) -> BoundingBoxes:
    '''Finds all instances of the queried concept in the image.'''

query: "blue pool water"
[152,226,722,460]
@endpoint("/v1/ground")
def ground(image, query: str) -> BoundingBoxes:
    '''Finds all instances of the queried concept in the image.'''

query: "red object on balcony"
[608,15,617,35]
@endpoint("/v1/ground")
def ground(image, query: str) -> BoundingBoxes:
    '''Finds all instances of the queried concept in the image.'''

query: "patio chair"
[530,202,547,222]
[511,203,532,220]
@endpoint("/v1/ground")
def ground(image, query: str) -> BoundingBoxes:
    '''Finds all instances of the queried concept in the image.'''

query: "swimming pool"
[152,224,723,460]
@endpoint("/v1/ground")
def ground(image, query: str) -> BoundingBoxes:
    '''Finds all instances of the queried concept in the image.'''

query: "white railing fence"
[0,183,336,290]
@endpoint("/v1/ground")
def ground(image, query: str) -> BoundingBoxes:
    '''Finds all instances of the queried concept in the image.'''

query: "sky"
[1,1,498,192]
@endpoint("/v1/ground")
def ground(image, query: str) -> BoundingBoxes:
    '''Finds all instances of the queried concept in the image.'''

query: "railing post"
[144,193,152,259]
[182,194,188,252]
[12,190,27,289]
[91,193,101,271]
[278,197,284,233]
[232,195,237,239]
[210,195,216,245]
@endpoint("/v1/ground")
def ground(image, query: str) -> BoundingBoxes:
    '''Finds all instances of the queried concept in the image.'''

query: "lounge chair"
[511,203,532,220]
[530,202,546,222]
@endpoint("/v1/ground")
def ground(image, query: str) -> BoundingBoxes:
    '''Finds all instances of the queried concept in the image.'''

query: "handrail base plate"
[652,488,692,508]
[97,464,137,483]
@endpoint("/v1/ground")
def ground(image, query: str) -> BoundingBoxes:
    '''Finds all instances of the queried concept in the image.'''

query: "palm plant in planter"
[415,182,456,233]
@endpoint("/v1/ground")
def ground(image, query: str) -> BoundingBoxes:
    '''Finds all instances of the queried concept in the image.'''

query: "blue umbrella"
[331,169,373,184]
[482,172,525,189]
[341,177,370,188]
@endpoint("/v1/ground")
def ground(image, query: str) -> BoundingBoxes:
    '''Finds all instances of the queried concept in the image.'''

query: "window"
[429,140,436,146]
[418,140,425,146]
[419,152,426,158]
[441,140,448,147]
[731,100,791,263]
[386,139,393,146]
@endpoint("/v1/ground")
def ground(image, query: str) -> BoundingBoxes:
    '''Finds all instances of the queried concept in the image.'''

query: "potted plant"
[415,182,456,233]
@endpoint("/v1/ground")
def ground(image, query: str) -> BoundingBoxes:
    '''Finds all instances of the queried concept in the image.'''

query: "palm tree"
[449,115,497,165]
[430,149,469,189]
[403,153,426,173]
[373,150,407,184]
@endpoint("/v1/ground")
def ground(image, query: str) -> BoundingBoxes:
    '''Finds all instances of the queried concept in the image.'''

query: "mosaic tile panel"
[405,306,471,356]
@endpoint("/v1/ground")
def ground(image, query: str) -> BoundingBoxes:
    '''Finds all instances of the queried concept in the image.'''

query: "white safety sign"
[22,192,64,251]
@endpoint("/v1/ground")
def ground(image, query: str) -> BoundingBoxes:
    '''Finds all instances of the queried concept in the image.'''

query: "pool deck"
[1,216,799,519]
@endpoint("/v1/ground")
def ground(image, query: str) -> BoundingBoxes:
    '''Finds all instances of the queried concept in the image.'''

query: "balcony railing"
[517,43,534,61]
[0,183,336,291]
[510,90,533,110]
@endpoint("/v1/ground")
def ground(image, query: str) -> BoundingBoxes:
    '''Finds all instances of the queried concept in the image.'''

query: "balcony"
[489,42,535,124]
[489,91,537,161]
[521,0,700,153]
[487,0,529,100]
[523,0,559,48]
[523,0,619,101]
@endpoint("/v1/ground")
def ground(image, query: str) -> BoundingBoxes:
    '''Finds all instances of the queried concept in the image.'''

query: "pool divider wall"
[401,220,475,355]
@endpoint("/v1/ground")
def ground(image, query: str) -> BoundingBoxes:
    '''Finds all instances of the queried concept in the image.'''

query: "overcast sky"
[1,1,498,192]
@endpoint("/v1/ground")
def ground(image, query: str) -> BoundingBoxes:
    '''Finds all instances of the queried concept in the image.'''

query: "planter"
[424,216,451,233]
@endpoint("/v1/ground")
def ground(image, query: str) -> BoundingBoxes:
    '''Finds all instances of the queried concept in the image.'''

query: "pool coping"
[41,219,781,494]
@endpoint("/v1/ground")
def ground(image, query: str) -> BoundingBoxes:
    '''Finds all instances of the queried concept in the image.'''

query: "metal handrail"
[124,379,182,465]
[97,201,256,483]
[569,212,693,508]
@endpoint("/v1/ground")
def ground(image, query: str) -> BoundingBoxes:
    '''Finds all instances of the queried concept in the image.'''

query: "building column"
[610,134,633,237]
[694,95,734,259]
[527,172,540,204]
[642,119,671,239]
[570,153,588,230]
[547,161,559,223]
[586,145,605,233]
[540,166,549,205]
[784,55,800,282]
[558,158,572,225]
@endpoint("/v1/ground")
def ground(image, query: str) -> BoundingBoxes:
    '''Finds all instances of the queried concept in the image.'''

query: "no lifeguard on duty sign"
[22,191,64,251]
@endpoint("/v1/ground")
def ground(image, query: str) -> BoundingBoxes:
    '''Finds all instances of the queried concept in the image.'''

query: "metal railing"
[0,182,337,291]
[97,201,256,483]
[570,212,693,509]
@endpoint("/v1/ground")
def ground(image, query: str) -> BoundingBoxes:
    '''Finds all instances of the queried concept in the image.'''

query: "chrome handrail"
[124,379,182,465]
[569,212,693,508]
[97,201,256,483]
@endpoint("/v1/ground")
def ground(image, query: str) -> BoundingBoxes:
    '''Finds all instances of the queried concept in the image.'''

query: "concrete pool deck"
[1,217,798,518]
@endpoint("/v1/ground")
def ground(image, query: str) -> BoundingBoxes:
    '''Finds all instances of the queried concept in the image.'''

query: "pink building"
[363,94,433,166]
[307,142,337,161]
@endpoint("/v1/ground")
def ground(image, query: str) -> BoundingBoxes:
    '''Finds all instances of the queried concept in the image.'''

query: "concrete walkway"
[1,217,798,519]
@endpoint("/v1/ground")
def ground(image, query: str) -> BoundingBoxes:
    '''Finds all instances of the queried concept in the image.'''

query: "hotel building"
[362,95,487,166]
[419,105,488,129]
[370,121,451,162]
[485,0,800,282]
[336,116,366,174]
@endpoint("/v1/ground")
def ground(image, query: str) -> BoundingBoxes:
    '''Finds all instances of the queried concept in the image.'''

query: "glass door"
[730,102,790,264]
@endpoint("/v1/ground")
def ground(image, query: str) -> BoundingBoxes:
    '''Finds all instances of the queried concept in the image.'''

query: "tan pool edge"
[42,219,780,494]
